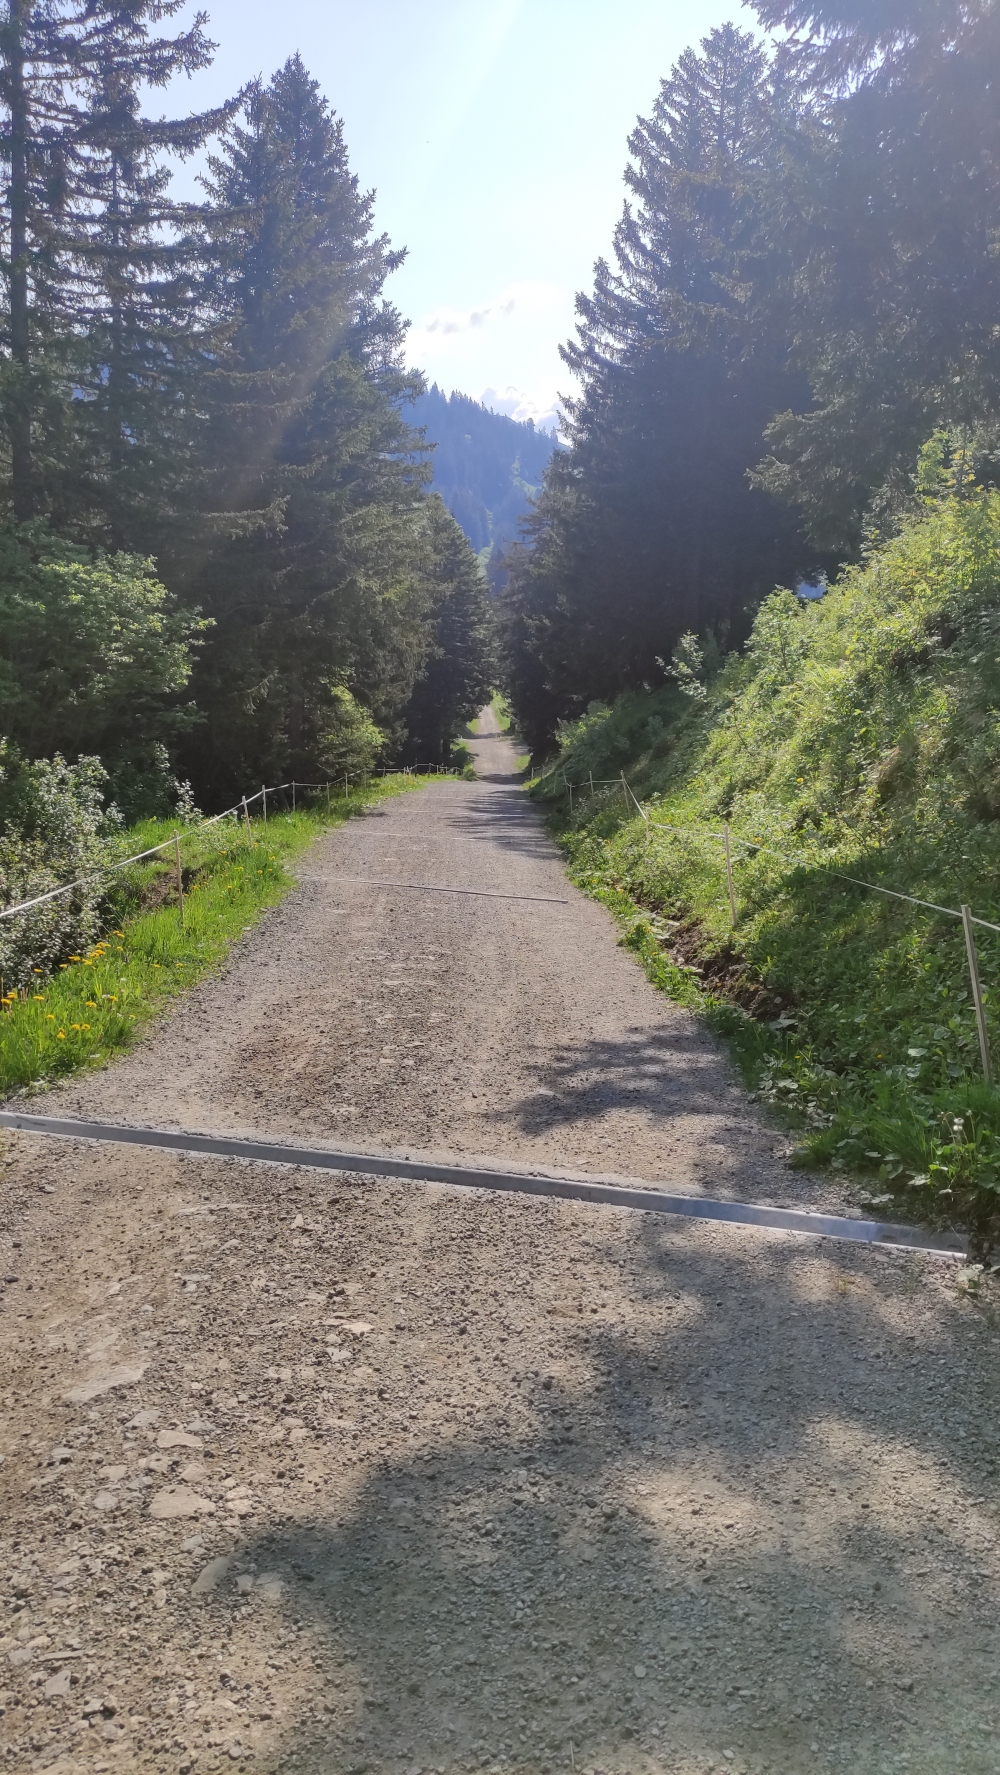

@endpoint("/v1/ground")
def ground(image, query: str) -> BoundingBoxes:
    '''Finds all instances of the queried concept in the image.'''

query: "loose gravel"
[1,709,999,1775]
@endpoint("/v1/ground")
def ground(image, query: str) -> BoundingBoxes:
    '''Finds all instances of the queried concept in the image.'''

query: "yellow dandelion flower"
[57,1030,66,1039]
[45,1013,55,1021]
[85,1000,96,1008]
[69,955,81,961]
[33,995,44,1002]
[81,1023,90,1031]
[108,995,118,1002]
[114,930,124,938]
[70,1023,81,1031]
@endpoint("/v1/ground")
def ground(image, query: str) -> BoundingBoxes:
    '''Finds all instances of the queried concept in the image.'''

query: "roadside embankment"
[532,491,1000,1256]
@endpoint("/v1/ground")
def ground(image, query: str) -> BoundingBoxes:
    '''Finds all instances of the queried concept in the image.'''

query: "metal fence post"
[261,785,267,826]
[724,823,738,926]
[962,904,992,1081]
[292,781,296,813]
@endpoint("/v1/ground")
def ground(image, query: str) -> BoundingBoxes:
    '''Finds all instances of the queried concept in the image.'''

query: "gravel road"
[1,708,999,1775]
[43,705,836,1206]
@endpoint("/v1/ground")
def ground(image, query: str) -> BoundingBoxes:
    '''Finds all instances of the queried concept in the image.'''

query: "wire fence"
[542,763,999,1082]
[0,764,455,932]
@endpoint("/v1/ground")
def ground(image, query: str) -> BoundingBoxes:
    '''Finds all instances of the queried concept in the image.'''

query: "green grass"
[532,491,1000,1259]
[490,690,512,732]
[0,774,433,1096]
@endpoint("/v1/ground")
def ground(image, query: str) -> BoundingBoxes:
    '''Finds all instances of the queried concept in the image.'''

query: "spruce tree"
[749,0,1000,548]
[504,26,818,732]
[179,58,433,801]
[401,498,497,765]
[0,0,231,528]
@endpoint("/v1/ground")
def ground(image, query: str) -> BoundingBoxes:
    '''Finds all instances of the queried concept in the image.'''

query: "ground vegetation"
[535,477,1000,1254]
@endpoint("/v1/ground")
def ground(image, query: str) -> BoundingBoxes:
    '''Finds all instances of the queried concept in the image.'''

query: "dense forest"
[5,0,1000,819]
[0,8,494,819]
[500,0,1000,753]
[412,384,558,561]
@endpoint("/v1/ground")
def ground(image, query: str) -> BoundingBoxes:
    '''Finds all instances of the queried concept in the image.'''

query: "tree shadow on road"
[220,1221,997,1775]
[486,1024,747,1151]
[443,775,560,864]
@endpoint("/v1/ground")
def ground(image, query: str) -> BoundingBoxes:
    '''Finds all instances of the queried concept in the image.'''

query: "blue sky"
[173,0,748,428]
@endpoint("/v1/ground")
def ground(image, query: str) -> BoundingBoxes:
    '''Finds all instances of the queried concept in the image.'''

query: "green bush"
[0,520,205,814]
[0,746,118,991]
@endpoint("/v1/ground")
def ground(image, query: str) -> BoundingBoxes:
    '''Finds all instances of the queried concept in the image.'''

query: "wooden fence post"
[173,832,184,927]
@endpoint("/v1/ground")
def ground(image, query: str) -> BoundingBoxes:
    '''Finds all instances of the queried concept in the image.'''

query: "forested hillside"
[412,384,558,559]
[0,13,494,817]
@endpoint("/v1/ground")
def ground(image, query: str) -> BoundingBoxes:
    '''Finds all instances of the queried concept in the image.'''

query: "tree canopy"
[501,1,1000,750]
[0,33,493,810]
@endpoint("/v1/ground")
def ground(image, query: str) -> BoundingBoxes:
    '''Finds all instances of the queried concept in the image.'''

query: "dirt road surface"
[1,708,999,1775]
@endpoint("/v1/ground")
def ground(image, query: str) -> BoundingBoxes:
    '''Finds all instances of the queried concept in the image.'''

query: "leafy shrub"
[0,520,205,815]
[0,746,119,991]
[314,686,385,780]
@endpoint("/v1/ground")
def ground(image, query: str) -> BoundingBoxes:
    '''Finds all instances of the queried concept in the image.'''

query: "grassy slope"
[534,493,1000,1255]
[0,776,431,1096]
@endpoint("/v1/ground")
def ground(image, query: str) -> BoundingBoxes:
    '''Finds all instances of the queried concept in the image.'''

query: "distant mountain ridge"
[412,384,560,559]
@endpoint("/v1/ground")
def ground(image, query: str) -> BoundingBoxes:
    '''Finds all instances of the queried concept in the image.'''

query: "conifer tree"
[749,0,1000,549]
[504,26,818,733]
[400,498,497,765]
[179,58,433,801]
[0,0,231,527]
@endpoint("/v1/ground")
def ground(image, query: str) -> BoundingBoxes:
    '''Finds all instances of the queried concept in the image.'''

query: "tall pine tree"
[503,26,819,736]
[400,498,497,765]
[177,58,434,801]
[749,0,1000,549]
[0,0,231,529]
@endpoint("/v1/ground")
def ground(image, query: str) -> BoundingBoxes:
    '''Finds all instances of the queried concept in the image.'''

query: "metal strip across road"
[308,876,569,904]
[0,1111,964,1256]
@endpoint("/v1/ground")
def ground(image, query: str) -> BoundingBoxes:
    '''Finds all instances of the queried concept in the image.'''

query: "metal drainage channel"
[0,1111,965,1257]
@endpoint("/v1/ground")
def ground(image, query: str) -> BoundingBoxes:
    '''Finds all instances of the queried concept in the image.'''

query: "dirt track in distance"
[1,708,999,1775]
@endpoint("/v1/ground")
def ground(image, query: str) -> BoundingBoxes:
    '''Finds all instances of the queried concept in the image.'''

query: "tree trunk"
[7,0,32,519]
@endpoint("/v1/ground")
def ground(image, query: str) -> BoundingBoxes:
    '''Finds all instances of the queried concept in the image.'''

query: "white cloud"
[407,279,562,354]
[481,385,564,435]
[406,279,572,435]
